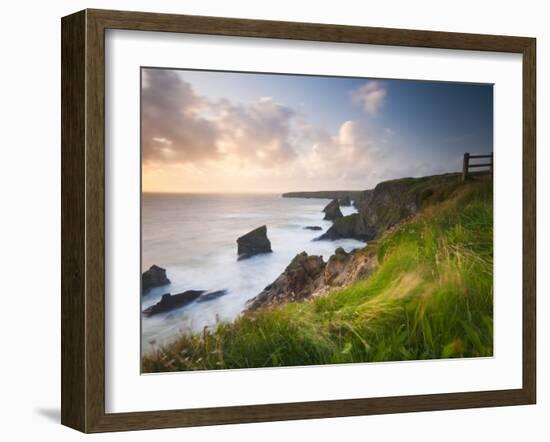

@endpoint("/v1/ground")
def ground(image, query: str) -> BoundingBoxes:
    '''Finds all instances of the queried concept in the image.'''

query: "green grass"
[143,178,493,372]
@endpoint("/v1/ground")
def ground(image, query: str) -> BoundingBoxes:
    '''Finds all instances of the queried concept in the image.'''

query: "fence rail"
[462,152,493,182]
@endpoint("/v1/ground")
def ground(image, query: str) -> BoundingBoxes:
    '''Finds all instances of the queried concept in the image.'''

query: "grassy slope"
[143,177,493,372]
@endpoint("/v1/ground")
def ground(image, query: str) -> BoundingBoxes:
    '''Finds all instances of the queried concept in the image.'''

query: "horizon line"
[141,189,367,196]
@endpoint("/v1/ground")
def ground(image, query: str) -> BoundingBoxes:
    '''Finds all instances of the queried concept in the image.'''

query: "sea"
[141,193,365,354]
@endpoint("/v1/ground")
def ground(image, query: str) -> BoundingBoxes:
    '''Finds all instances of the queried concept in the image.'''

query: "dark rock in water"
[247,252,326,310]
[142,265,170,295]
[197,289,228,303]
[304,225,323,231]
[322,199,343,221]
[339,196,352,206]
[237,225,272,260]
[142,290,204,316]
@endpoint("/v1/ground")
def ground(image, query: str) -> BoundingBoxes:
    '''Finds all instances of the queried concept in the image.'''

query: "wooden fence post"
[462,152,470,182]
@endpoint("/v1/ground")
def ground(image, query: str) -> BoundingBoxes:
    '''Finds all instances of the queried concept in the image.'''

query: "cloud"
[142,69,300,168]
[300,120,381,184]
[215,97,298,167]
[142,70,445,193]
[142,69,221,164]
[352,81,387,114]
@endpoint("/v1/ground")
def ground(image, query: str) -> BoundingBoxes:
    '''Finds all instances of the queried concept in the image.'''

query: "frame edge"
[522,37,536,405]
[60,8,537,433]
[61,9,87,432]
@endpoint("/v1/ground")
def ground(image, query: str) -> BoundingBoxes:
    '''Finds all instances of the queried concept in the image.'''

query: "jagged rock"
[142,290,204,316]
[322,248,375,288]
[323,199,343,221]
[323,247,350,285]
[196,289,228,303]
[142,265,170,295]
[339,196,352,206]
[304,225,323,231]
[246,248,377,311]
[237,225,272,260]
[247,252,326,310]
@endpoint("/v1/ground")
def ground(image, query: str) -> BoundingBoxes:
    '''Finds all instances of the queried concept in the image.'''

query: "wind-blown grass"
[142,178,493,372]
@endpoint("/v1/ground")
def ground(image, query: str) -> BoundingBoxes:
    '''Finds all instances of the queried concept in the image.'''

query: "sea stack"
[323,199,343,221]
[142,265,170,295]
[237,225,272,260]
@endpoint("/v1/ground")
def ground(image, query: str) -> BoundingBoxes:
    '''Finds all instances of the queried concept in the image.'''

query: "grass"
[142,177,493,372]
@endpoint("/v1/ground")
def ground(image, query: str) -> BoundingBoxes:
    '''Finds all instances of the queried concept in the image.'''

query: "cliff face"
[320,173,461,241]
[353,189,374,211]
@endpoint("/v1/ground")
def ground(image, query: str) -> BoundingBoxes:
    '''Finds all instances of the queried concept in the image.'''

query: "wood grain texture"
[522,38,536,404]
[89,8,532,52]
[61,10,86,432]
[85,9,107,432]
[60,8,537,433]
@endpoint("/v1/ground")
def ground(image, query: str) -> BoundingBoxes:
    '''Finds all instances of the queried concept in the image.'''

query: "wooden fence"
[462,152,493,182]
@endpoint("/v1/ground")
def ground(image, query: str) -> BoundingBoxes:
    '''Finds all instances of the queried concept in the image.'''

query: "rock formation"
[142,265,170,295]
[339,196,352,206]
[247,252,325,310]
[353,189,374,211]
[196,289,228,303]
[322,199,343,221]
[303,225,323,231]
[317,213,373,241]
[321,247,375,289]
[237,225,272,260]
[318,173,460,241]
[247,248,376,310]
[142,290,204,316]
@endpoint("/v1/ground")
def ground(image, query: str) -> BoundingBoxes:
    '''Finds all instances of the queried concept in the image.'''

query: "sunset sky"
[141,68,493,194]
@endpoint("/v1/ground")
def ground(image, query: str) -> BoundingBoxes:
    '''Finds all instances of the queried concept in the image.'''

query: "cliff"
[319,173,462,241]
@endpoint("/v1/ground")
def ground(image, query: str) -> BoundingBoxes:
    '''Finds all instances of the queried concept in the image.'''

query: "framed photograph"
[61,9,536,433]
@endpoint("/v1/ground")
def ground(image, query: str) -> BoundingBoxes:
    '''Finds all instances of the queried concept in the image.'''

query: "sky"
[141,67,493,194]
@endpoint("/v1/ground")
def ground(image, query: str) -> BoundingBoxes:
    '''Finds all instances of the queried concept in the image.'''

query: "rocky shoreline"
[246,174,461,311]
[246,247,377,310]
[142,173,461,321]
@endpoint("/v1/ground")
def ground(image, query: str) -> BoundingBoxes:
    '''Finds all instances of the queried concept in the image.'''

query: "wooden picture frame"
[61,8,536,433]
